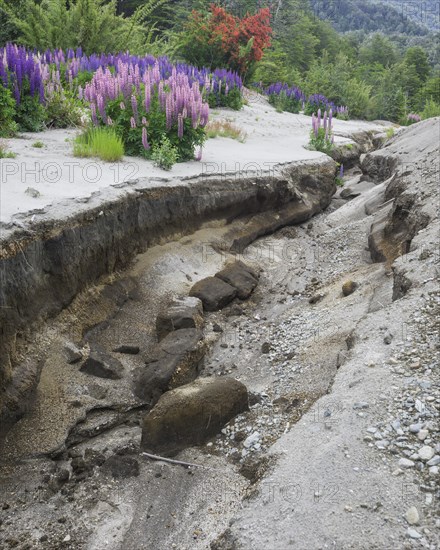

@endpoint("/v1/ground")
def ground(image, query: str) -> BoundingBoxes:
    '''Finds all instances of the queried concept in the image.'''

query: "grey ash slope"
[217,117,440,550]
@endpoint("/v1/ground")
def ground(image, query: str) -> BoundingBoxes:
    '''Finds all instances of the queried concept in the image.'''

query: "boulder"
[342,280,358,297]
[156,296,203,341]
[215,261,259,300]
[141,377,248,456]
[80,346,124,380]
[189,277,237,311]
[133,328,205,405]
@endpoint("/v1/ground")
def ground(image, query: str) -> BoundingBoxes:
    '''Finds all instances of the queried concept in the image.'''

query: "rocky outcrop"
[141,377,249,456]
[364,119,439,269]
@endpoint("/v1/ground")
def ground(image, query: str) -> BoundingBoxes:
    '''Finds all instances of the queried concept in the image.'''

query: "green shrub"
[342,78,371,119]
[45,89,84,128]
[268,92,302,114]
[207,87,243,110]
[151,136,178,170]
[0,139,16,158]
[0,86,18,137]
[73,127,124,162]
[15,96,46,132]
[421,98,440,120]
[32,141,44,148]
[385,127,395,139]
[308,128,333,155]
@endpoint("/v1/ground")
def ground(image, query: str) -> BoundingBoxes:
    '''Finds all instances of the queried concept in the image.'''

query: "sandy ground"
[0,96,388,233]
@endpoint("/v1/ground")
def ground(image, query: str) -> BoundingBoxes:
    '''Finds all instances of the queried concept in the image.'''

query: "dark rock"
[102,455,139,478]
[384,332,393,345]
[261,342,271,354]
[212,323,223,333]
[215,261,259,300]
[63,342,83,364]
[309,293,325,304]
[133,328,205,405]
[156,296,204,341]
[340,187,354,199]
[80,346,124,380]
[141,377,249,456]
[342,281,358,297]
[113,345,140,355]
[189,277,237,311]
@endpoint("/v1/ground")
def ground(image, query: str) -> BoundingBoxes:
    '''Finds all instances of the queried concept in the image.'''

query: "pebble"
[418,446,434,462]
[406,528,422,539]
[405,506,419,525]
[243,431,261,449]
[398,458,415,469]
[426,455,440,466]
[353,402,369,410]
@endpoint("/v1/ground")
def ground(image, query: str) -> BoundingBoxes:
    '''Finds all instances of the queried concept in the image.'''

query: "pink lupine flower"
[91,103,98,126]
[107,117,113,126]
[131,94,138,120]
[195,147,202,161]
[142,117,147,126]
[142,126,150,150]
[178,114,184,138]
[120,101,125,110]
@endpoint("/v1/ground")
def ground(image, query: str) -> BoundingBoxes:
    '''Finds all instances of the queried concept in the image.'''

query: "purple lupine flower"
[107,117,113,126]
[339,164,344,178]
[178,114,184,139]
[144,84,151,112]
[142,126,150,149]
[120,102,126,110]
[131,94,138,121]
[195,147,202,161]
[142,117,147,126]
[130,117,136,129]
[91,103,98,126]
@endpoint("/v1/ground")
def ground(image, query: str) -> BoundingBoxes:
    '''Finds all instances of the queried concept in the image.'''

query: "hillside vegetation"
[0,0,439,157]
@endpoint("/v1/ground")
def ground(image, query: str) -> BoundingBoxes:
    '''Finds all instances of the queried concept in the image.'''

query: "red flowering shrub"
[179,4,272,80]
